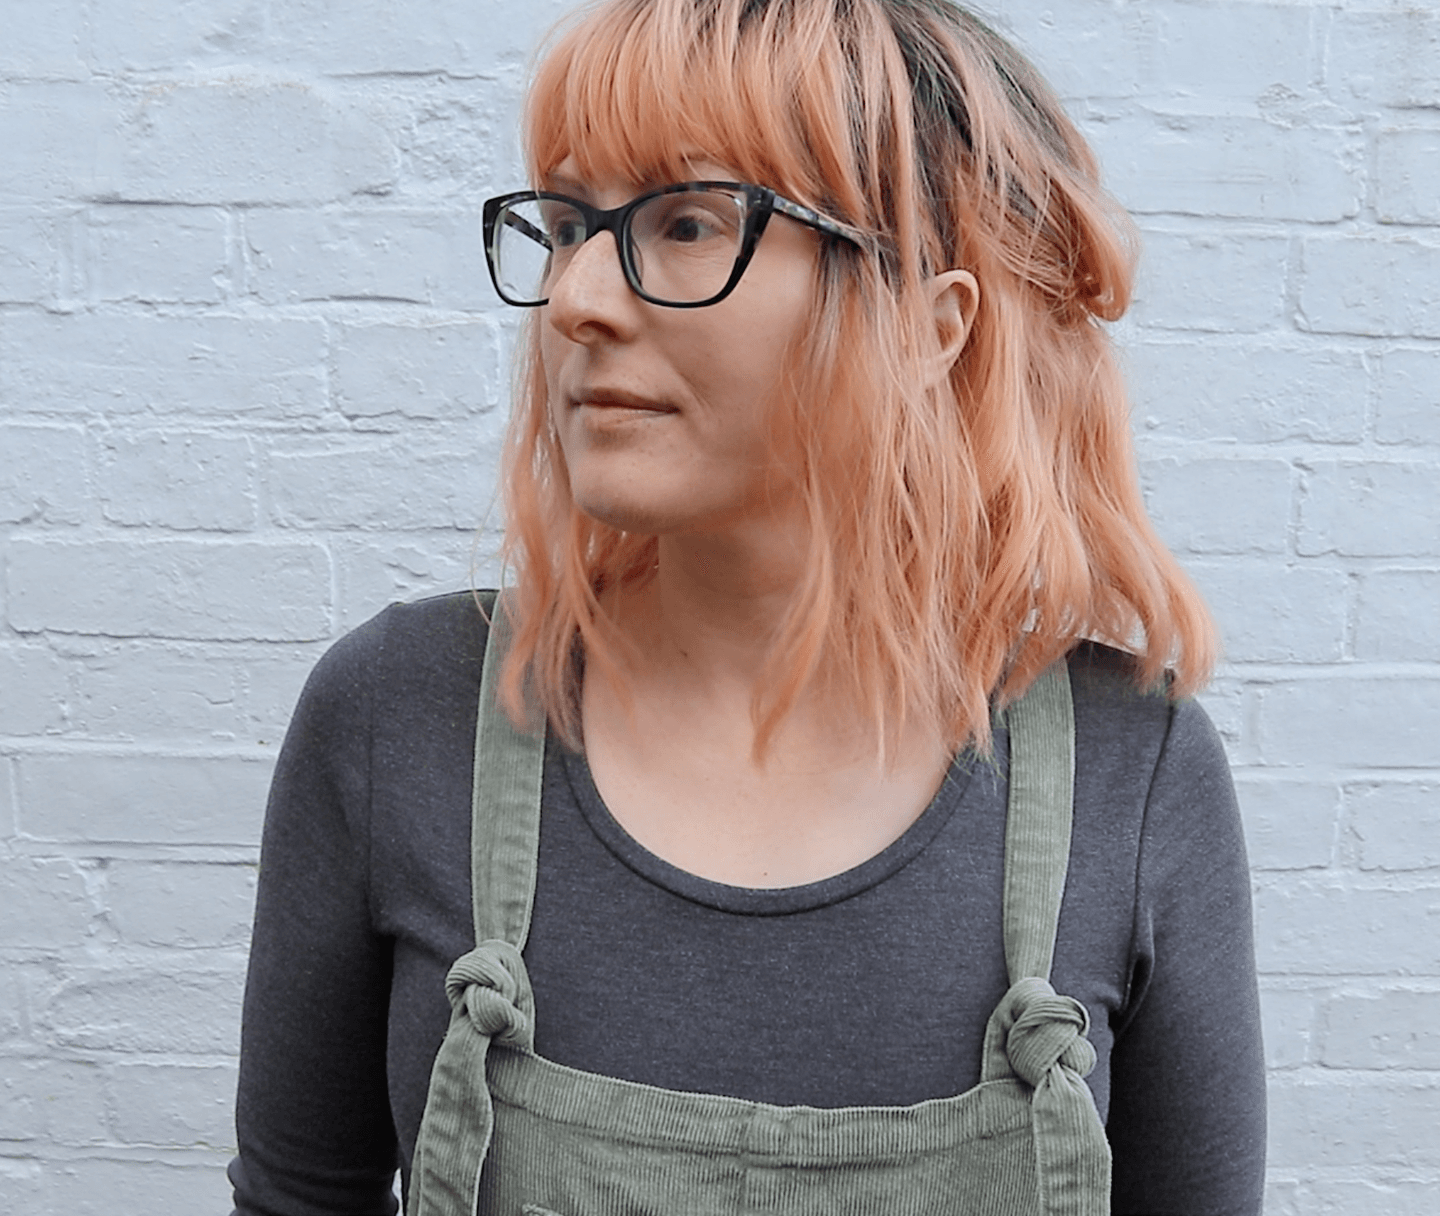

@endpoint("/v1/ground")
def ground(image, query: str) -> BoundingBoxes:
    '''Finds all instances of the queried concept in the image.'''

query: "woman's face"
[539,158,821,540]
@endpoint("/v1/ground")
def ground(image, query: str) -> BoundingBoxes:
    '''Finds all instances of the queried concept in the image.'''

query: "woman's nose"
[544,229,640,342]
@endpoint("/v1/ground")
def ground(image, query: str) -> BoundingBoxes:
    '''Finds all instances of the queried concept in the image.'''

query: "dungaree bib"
[410,597,1111,1215]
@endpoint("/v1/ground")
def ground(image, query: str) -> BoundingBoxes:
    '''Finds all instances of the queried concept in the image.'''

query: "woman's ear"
[923,269,980,386]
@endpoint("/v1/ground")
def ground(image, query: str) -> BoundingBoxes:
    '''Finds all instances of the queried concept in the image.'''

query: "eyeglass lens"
[493,189,749,305]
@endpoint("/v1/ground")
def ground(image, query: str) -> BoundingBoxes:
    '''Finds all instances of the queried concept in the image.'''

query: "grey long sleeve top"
[229,591,1266,1215]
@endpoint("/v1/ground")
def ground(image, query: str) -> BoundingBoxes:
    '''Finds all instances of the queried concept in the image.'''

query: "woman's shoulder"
[294,590,493,722]
[1065,640,1220,743]
[1063,640,1233,821]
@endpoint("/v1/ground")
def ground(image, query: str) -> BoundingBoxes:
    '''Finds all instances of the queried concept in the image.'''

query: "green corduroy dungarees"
[410,596,1111,1215]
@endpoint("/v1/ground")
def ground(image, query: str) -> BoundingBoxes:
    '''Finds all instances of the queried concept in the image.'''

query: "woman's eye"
[552,219,586,248]
[664,212,715,243]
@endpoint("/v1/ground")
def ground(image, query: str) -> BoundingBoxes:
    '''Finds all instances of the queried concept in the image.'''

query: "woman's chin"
[571,489,680,537]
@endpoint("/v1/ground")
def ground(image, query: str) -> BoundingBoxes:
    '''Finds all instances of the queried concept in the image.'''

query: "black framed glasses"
[482,181,861,309]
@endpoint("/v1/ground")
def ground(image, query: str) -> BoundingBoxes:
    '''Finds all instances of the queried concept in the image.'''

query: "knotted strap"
[984,976,1108,1215]
[1003,977,1097,1088]
[412,941,535,1216]
[981,662,1111,1215]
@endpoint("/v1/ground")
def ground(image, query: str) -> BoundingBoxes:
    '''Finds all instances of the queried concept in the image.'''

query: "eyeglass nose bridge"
[556,197,645,293]
[543,220,635,308]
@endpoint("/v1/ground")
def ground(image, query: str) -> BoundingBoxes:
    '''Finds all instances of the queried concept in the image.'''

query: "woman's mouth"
[571,388,677,414]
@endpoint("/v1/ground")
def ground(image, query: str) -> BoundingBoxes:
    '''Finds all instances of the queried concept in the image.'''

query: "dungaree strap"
[410,592,546,1216]
[1002,660,1076,985]
[982,659,1110,1216]
[467,590,546,948]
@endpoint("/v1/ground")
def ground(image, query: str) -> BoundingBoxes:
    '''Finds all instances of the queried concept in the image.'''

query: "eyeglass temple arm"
[769,196,864,247]
[503,210,553,251]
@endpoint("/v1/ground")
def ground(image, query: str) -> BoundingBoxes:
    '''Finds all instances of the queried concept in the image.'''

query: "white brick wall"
[0,1,1435,1212]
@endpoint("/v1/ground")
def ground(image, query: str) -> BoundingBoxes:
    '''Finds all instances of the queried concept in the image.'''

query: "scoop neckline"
[556,741,991,916]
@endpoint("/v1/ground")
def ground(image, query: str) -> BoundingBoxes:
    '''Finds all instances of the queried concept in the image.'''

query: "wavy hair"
[498,0,1215,756]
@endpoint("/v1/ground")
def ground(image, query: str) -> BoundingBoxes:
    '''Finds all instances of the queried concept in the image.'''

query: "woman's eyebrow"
[541,174,590,197]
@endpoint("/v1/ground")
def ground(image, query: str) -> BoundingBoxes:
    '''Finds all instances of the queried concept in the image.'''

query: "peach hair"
[497,0,1216,756]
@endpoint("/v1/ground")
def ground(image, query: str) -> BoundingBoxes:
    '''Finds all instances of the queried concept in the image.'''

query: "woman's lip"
[570,389,675,412]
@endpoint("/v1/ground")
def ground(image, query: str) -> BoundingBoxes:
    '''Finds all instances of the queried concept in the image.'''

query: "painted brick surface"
[1376,346,1440,445]
[2,0,1437,1210]
[1127,339,1367,444]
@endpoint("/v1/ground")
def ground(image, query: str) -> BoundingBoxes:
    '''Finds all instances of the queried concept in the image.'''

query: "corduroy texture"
[412,592,546,1216]
[410,632,1108,1214]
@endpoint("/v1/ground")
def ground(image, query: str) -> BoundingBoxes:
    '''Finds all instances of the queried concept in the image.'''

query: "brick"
[97,431,256,532]
[264,0,570,75]
[1286,1179,1440,1214]
[0,857,93,948]
[0,426,87,524]
[89,0,276,71]
[1259,678,1440,770]
[1186,562,1346,663]
[70,644,242,741]
[0,84,125,203]
[1192,678,1246,754]
[1298,461,1440,558]
[245,208,489,309]
[1300,236,1440,339]
[1268,1074,1440,1169]
[1232,776,1337,870]
[0,759,15,840]
[1152,2,1315,104]
[1093,116,1359,223]
[90,0,570,78]
[0,1058,107,1143]
[1254,881,1440,974]
[1262,1179,1300,1216]
[0,644,70,735]
[105,862,256,948]
[1321,989,1440,1069]
[37,966,245,1054]
[1000,0,1148,103]
[1131,231,1289,333]
[1356,570,1440,662]
[41,1157,231,1216]
[1377,127,1440,227]
[0,960,24,1041]
[0,0,88,78]
[0,1158,44,1213]
[1140,457,1292,555]
[99,78,396,206]
[1125,340,1365,445]
[0,312,327,418]
[397,85,525,197]
[1376,347,1440,446]
[0,209,59,303]
[1326,8,1440,109]
[334,539,485,632]
[332,320,502,419]
[86,204,230,304]
[1349,782,1440,873]
[7,539,331,641]
[108,1061,237,1148]
[16,753,271,846]
[270,442,497,530]
[1257,986,1315,1070]
[240,648,327,745]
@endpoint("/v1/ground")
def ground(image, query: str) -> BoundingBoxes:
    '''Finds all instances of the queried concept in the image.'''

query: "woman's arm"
[1107,697,1267,1214]
[229,616,401,1216]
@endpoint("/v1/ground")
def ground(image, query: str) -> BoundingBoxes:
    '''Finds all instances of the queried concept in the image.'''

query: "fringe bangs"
[500,0,1216,759]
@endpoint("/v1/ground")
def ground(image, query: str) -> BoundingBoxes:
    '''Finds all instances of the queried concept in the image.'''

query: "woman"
[230,0,1266,1213]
